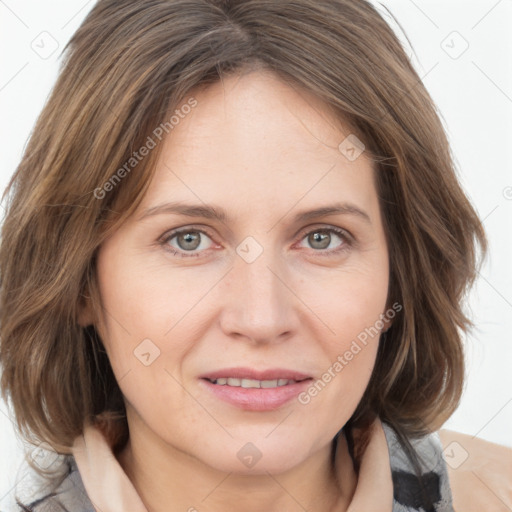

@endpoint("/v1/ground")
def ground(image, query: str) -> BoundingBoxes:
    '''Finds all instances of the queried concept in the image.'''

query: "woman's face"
[88,70,391,474]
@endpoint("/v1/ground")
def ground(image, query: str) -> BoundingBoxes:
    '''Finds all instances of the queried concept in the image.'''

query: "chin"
[196,436,314,475]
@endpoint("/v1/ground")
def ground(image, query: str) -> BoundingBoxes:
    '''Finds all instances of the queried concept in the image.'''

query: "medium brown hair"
[0,0,487,506]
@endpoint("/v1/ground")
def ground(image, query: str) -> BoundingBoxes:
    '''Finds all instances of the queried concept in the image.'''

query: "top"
[14,418,454,512]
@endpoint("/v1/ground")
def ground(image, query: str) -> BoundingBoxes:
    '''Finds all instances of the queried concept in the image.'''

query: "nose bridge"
[220,243,296,342]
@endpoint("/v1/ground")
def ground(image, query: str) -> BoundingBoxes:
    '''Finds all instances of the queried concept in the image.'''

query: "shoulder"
[14,456,95,512]
[438,429,512,512]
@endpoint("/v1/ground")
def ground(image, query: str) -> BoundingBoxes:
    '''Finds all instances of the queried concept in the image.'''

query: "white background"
[0,0,511,508]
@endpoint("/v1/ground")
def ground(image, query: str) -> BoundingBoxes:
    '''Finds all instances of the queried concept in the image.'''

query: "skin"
[80,69,392,512]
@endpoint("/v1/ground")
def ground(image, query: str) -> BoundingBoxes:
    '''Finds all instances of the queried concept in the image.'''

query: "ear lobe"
[77,294,95,327]
[382,318,393,334]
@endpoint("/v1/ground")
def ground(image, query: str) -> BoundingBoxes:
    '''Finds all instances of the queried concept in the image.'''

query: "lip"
[199,367,312,381]
[199,379,313,411]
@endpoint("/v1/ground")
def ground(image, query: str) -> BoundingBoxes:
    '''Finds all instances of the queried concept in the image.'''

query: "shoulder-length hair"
[1,0,487,503]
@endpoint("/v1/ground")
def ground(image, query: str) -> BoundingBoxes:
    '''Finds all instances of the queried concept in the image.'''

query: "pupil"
[179,232,200,250]
[310,231,329,249]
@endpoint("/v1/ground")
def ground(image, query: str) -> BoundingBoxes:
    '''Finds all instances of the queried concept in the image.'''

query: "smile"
[200,377,313,411]
[207,377,305,388]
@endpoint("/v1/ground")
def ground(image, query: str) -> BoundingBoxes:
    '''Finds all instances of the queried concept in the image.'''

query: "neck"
[116,414,357,512]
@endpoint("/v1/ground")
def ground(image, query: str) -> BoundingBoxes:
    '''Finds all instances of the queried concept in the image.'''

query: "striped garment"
[13,421,454,512]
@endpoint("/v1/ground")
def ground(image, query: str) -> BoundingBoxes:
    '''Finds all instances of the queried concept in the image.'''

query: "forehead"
[137,70,378,223]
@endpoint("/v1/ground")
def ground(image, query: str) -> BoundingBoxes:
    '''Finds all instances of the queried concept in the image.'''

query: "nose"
[218,248,299,345]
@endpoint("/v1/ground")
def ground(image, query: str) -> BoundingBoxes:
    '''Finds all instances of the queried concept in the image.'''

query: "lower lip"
[199,378,313,411]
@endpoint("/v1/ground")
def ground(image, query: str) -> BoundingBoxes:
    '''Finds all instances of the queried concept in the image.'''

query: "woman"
[0,0,502,511]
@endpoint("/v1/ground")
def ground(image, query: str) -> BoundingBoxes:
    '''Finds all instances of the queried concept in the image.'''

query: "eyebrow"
[137,201,372,225]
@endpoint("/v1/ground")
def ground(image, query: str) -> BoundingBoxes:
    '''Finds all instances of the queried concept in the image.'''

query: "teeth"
[210,378,296,388]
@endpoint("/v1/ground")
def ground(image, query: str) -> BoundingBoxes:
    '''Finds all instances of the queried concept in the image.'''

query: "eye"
[296,226,352,256]
[159,225,353,259]
[160,228,215,258]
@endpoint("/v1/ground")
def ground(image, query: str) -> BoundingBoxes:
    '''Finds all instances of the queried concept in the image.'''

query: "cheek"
[314,264,389,348]
[96,244,171,336]
[298,297,383,431]
[94,245,208,387]
[302,263,388,402]
[95,226,388,380]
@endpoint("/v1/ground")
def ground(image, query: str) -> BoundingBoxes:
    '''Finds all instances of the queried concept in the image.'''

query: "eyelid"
[158,225,218,256]
[293,224,354,255]
[159,223,355,258]
[295,223,354,244]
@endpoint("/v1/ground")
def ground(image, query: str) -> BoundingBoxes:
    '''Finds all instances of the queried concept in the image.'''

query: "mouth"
[204,377,310,388]
[199,369,313,411]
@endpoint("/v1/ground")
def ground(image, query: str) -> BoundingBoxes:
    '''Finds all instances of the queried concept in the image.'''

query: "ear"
[379,311,393,334]
[382,317,393,333]
[77,293,95,327]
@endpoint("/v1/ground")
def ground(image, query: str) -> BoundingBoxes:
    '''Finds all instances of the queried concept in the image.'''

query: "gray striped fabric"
[16,422,454,511]
[382,423,454,512]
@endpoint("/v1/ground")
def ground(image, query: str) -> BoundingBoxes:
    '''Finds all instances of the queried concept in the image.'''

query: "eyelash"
[159,225,354,259]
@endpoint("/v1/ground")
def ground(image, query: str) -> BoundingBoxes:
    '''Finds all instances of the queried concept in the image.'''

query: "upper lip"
[200,367,313,381]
